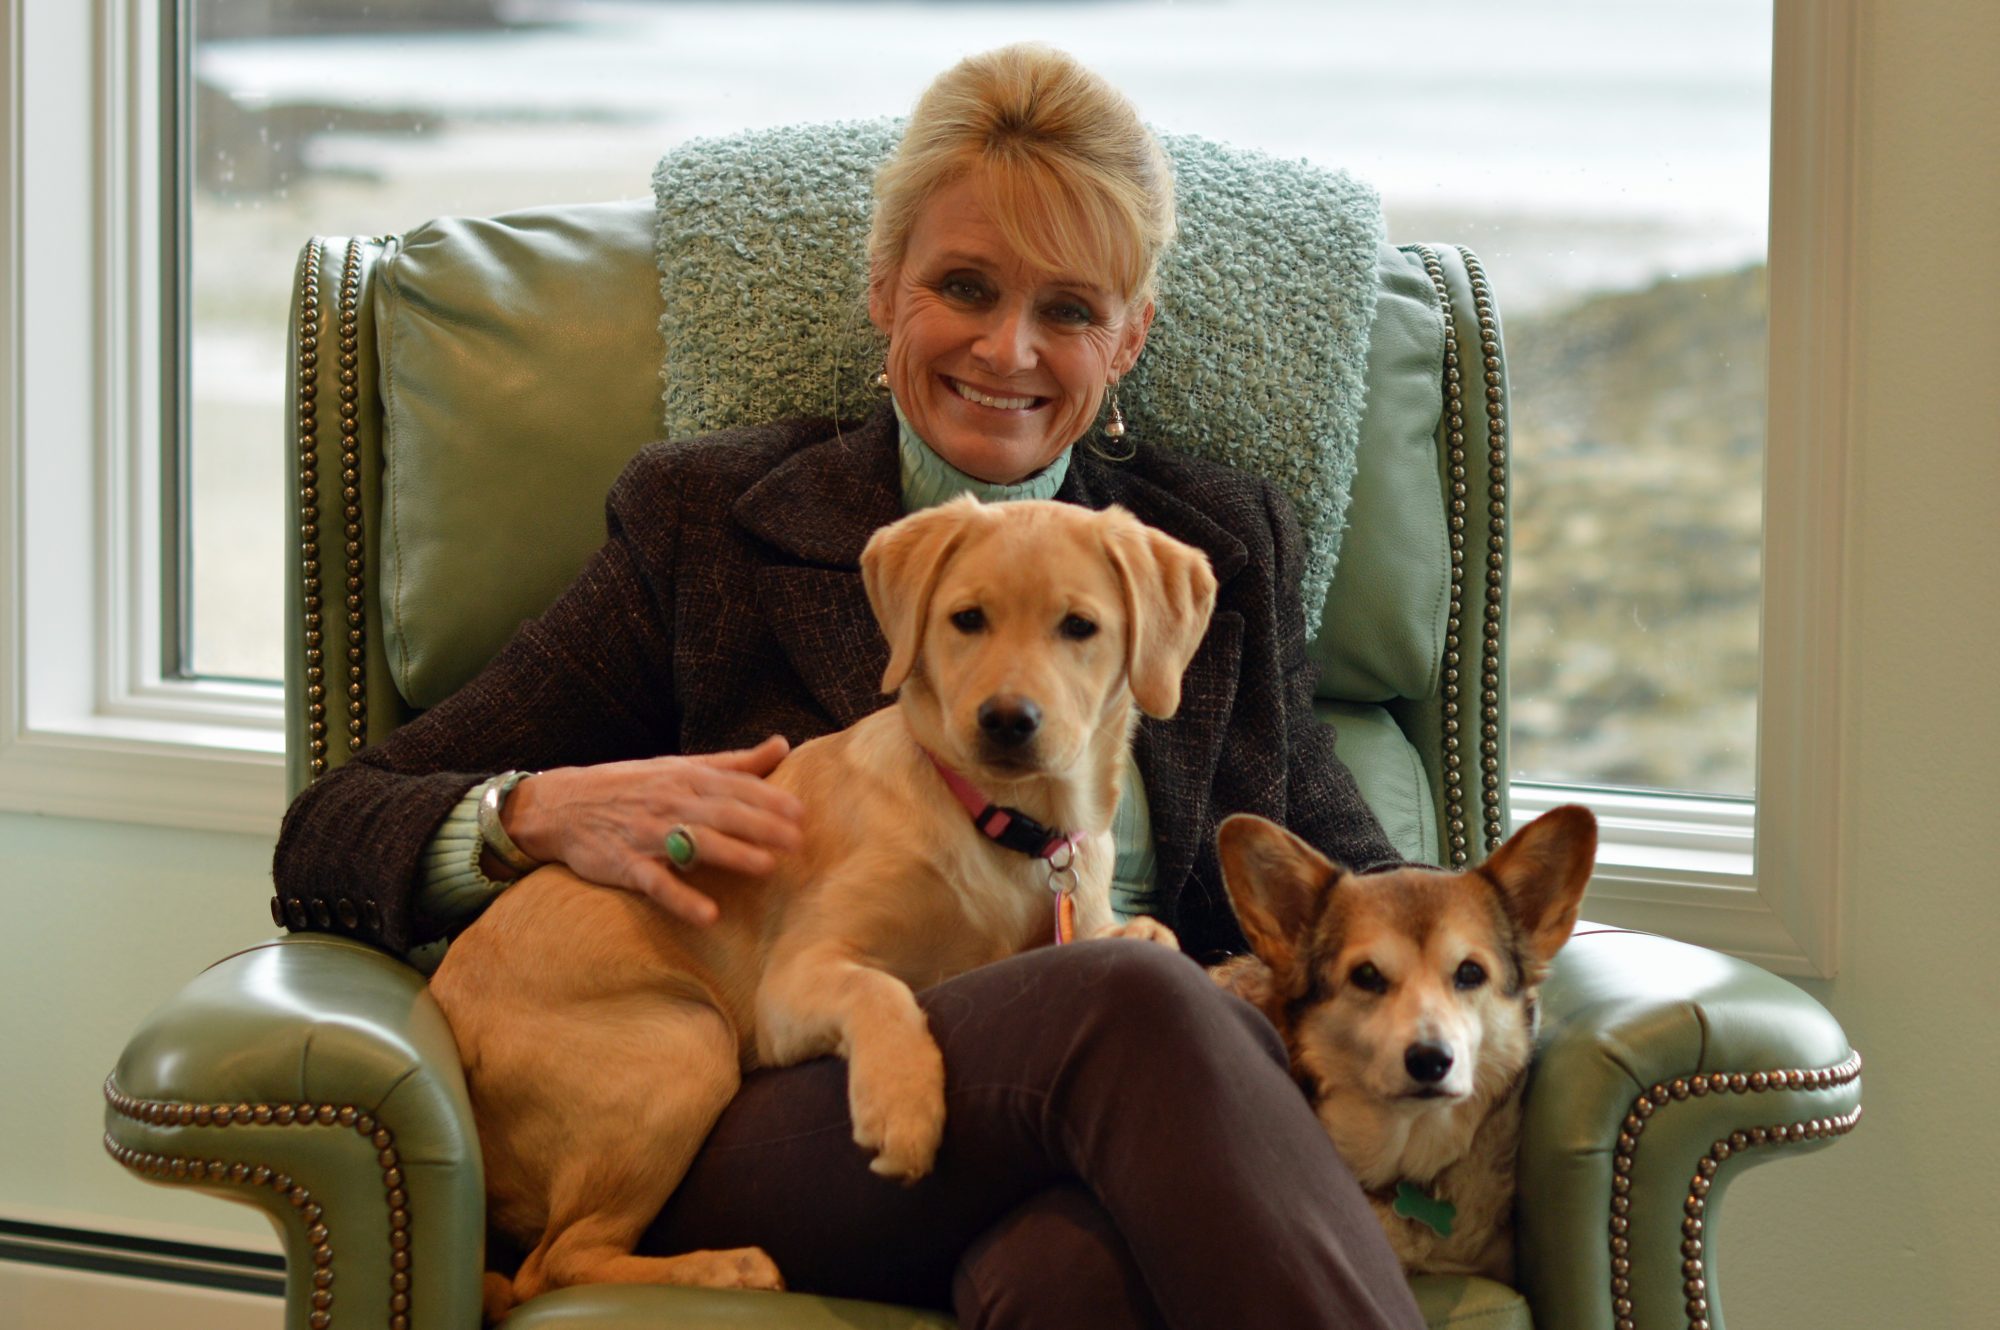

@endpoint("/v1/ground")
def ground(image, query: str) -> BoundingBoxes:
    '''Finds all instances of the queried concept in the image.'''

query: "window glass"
[186,0,1771,795]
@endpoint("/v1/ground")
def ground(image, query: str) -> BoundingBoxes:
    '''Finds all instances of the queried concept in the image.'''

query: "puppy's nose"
[977,695,1042,748]
[1405,1042,1454,1084]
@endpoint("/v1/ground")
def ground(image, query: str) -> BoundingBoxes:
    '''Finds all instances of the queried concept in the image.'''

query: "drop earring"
[873,361,891,394]
[1096,380,1135,462]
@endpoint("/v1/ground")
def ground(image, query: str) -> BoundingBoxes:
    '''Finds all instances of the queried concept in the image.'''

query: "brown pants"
[638,940,1424,1330]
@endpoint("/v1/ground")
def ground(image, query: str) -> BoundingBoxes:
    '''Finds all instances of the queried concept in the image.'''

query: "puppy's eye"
[1059,614,1098,641]
[1454,960,1487,990]
[951,607,987,633]
[1348,962,1388,995]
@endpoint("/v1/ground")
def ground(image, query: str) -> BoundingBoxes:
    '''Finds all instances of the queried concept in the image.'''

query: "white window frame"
[0,0,1853,974]
[0,0,285,838]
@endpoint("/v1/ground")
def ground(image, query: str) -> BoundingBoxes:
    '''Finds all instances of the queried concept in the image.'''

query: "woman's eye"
[1059,614,1097,640]
[1046,301,1094,326]
[1454,960,1487,990]
[941,275,990,304]
[950,607,986,633]
[1348,962,1388,995]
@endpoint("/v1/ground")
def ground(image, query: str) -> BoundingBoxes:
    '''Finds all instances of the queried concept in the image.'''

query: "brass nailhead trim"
[1416,246,1474,866]
[337,238,368,756]
[1460,249,1507,855]
[1605,1052,1862,1330]
[103,1076,413,1329]
[297,240,329,780]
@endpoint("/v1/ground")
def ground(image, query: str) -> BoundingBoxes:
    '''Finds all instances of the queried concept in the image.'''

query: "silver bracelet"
[476,770,542,876]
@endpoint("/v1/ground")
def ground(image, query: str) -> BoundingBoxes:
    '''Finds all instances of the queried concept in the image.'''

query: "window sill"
[1514,783,1826,977]
[0,723,286,838]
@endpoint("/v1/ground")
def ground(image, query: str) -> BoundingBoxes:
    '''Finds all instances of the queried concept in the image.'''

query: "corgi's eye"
[951,608,987,633]
[1454,960,1488,990]
[1059,614,1098,641]
[1348,962,1388,994]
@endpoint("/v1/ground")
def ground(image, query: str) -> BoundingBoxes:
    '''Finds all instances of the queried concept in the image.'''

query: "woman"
[276,43,1424,1330]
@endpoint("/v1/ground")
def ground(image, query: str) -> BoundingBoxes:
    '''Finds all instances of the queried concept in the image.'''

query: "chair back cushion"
[652,121,1384,640]
[374,202,1450,715]
[375,202,664,709]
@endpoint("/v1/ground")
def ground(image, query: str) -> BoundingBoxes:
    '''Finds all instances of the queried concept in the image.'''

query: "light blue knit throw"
[653,119,1383,629]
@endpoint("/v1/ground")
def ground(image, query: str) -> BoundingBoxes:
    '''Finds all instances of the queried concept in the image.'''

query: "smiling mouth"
[947,376,1045,412]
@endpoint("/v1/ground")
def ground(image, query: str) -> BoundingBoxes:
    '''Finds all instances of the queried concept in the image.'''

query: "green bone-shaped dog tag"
[1392,1181,1457,1238]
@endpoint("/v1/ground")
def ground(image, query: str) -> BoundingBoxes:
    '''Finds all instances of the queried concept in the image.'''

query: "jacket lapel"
[754,567,891,728]
[737,406,902,729]
[1136,611,1244,910]
[1060,453,1248,908]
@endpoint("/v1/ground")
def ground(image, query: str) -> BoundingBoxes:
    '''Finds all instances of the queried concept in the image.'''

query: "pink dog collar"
[924,751,1084,945]
[924,751,1083,862]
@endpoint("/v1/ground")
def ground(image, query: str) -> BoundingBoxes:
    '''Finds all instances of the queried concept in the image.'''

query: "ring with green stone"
[663,824,700,871]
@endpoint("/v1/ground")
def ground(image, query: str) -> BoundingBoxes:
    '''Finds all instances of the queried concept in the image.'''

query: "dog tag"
[1391,1181,1456,1238]
[1054,891,1076,945]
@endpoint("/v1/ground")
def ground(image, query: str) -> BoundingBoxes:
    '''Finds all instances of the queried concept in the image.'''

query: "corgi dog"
[1211,805,1597,1281]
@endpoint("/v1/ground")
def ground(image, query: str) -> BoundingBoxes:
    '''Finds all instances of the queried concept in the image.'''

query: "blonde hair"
[868,44,1177,307]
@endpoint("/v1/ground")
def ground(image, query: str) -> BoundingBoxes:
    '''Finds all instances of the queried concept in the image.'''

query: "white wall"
[3,2,1997,1326]
[0,811,276,1247]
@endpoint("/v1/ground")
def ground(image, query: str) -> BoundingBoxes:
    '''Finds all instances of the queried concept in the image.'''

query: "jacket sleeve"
[271,462,684,953]
[1261,481,1404,874]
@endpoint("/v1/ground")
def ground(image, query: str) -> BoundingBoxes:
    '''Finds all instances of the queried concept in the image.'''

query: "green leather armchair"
[103,135,1859,1330]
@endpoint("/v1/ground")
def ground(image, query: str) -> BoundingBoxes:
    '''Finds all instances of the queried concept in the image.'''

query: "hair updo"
[868,44,1177,308]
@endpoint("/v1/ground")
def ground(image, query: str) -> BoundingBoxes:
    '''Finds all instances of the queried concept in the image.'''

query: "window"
[183,1,1773,801]
[1,0,1852,972]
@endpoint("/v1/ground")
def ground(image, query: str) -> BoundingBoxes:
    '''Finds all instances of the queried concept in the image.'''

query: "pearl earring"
[1103,382,1127,440]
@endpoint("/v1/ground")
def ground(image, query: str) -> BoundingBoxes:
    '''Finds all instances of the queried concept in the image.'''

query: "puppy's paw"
[1091,916,1180,949]
[698,1246,786,1291]
[850,1039,947,1184]
[481,1271,518,1324]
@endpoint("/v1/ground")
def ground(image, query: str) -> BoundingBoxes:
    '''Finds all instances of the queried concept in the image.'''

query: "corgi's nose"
[978,695,1042,748]
[1405,1042,1454,1084]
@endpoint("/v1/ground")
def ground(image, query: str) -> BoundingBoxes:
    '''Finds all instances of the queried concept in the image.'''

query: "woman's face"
[869,174,1154,484]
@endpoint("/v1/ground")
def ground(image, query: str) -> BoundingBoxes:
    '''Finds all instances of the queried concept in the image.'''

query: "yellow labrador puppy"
[429,495,1216,1314]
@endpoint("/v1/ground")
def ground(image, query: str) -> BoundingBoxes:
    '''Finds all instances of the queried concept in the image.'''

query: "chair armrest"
[104,934,485,1330]
[1515,927,1862,1330]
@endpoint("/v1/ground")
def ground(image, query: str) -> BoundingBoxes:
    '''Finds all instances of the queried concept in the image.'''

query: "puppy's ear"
[1102,511,1218,718]
[1479,804,1597,977]
[862,498,980,694]
[1217,814,1341,995]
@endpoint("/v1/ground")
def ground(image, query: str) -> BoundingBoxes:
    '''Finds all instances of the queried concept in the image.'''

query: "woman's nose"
[971,304,1036,373]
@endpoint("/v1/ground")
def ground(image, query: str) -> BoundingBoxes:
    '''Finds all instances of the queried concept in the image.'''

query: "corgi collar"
[925,750,1084,945]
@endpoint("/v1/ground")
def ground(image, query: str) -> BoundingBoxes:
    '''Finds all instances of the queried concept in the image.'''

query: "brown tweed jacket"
[272,404,1400,960]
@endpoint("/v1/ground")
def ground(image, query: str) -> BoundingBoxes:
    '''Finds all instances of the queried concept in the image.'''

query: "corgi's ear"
[1101,510,1218,719]
[1217,814,1341,995]
[1479,805,1597,977]
[861,497,982,695]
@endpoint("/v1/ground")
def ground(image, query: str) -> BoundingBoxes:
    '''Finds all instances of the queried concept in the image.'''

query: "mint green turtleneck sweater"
[414,412,1159,931]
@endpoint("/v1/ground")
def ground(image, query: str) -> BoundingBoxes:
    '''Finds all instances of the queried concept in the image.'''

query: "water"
[196,0,1774,310]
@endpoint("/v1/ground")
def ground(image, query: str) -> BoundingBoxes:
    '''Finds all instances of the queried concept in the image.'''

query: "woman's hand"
[500,735,805,927]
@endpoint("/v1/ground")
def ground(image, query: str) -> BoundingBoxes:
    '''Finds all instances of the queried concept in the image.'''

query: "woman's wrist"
[499,768,564,865]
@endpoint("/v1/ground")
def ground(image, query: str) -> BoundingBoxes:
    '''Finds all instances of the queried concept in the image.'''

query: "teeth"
[952,379,1037,411]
